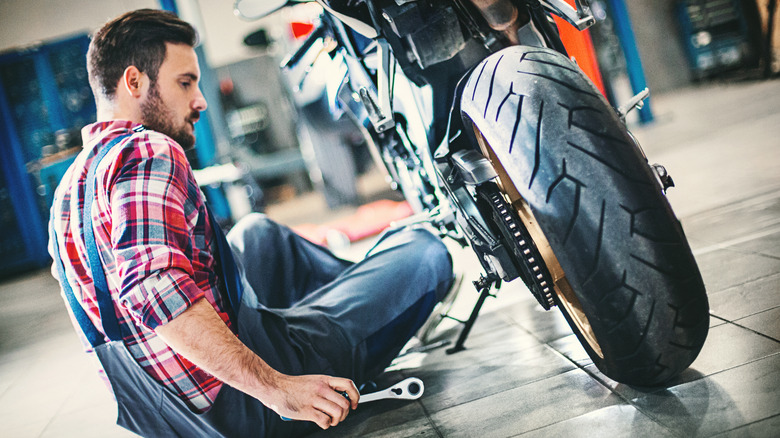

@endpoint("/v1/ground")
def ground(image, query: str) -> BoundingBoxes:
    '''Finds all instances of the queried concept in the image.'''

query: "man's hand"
[267,374,359,429]
[154,299,359,429]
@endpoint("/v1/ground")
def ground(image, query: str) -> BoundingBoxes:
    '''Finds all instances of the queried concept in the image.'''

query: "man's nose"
[192,87,208,112]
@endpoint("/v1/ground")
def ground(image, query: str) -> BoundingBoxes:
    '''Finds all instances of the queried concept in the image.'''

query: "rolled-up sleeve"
[109,135,206,330]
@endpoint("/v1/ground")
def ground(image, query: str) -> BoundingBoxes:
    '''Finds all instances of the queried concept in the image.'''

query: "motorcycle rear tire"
[461,46,709,386]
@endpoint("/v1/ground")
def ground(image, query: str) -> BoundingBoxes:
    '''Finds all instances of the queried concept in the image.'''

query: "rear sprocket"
[476,182,555,309]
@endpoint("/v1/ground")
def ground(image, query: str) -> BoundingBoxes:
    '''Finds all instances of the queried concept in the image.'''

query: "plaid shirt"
[49,120,233,413]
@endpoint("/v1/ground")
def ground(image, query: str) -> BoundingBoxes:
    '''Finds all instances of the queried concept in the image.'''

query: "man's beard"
[140,84,198,150]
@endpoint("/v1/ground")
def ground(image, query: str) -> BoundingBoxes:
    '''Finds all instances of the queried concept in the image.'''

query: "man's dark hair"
[87,9,198,100]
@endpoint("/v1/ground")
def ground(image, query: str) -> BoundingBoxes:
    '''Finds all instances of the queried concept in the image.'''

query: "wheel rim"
[473,127,604,358]
[549,273,604,359]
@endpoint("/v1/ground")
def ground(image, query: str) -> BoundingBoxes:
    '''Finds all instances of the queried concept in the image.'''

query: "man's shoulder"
[84,121,192,178]
[130,125,178,147]
[123,128,195,185]
[120,126,187,161]
[85,121,180,152]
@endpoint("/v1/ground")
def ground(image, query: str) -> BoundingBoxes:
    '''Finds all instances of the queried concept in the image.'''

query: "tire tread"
[461,46,709,385]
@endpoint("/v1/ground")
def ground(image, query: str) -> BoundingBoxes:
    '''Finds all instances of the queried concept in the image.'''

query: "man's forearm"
[153,298,359,429]
[153,298,278,400]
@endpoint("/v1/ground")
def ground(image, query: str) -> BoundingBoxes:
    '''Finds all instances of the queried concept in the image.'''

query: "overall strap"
[206,207,243,323]
[51,222,106,348]
[82,133,133,341]
[51,132,133,347]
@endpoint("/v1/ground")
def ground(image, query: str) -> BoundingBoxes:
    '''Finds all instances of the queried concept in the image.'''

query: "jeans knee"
[227,213,277,253]
[399,228,453,285]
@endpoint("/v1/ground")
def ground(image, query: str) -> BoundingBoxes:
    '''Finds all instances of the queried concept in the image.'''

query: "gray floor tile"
[548,334,593,368]
[0,335,93,432]
[582,364,666,401]
[632,81,780,156]
[430,369,621,437]
[40,405,135,438]
[0,350,31,399]
[735,307,780,341]
[696,249,780,295]
[0,396,66,436]
[408,323,545,374]
[710,315,728,328]
[0,270,69,354]
[630,353,780,437]
[496,300,574,344]
[645,114,780,220]
[416,282,533,350]
[515,404,677,438]
[444,307,519,344]
[417,344,576,412]
[733,232,780,259]
[708,273,780,321]
[582,322,780,402]
[646,322,780,389]
[329,417,439,438]
[710,414,780,438]
[682,191,780,249]
[680,323,779,380]
[3,420,50,438]
[53,367,115,416]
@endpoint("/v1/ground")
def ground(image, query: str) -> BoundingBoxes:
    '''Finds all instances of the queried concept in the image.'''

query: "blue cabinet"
[0,34,95,277]
[677,0,754,79]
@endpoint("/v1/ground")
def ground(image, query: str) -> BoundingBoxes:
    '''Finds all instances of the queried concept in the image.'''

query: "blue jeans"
[207,214,453,436]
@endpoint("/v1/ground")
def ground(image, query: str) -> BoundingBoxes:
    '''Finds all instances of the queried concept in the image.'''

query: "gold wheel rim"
[473,127,604,358]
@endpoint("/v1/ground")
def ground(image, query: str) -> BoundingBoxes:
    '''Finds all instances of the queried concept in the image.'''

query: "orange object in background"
[290,21,315,39]
[552,1,607,97]
[292,199,414,246]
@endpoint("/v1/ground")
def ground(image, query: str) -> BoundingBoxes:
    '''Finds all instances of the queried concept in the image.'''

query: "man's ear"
[121,66,145,98]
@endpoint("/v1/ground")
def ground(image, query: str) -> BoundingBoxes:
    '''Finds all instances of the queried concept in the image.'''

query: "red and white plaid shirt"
[49,120,233,413]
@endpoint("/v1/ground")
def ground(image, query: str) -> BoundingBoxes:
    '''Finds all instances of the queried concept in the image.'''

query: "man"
[48,9,453,437]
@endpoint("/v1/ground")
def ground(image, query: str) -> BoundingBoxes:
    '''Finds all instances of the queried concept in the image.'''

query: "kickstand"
[446,275,500,354]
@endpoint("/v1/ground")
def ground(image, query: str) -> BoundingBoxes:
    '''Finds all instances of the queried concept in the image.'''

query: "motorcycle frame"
[312,1,590,271]
[283,0,599,349]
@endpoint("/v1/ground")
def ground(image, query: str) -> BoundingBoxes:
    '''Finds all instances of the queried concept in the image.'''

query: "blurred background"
[0,0,776,278]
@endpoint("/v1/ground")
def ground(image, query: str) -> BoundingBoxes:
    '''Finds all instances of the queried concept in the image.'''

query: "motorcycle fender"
[451,150,498,185]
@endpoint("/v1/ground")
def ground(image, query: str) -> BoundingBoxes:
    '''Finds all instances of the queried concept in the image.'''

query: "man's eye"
[181,81,191,88]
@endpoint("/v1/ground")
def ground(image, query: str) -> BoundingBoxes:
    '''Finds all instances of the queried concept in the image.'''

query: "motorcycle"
[233,0,709,386]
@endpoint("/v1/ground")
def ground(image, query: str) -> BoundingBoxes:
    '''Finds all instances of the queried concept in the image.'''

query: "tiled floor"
[1,78,779,437]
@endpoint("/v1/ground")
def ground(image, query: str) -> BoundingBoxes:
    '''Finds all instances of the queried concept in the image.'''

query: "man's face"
[140,42,207,150]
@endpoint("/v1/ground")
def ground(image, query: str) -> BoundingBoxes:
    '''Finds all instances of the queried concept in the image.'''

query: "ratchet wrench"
[358,377,424,403]
[280,377,424,421]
